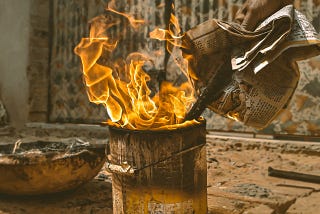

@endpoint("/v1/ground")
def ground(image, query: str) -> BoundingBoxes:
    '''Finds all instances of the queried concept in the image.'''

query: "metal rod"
[184,56,233,121]
[268,167,320,184]
[159,0,174,87]
[164,0,173,62]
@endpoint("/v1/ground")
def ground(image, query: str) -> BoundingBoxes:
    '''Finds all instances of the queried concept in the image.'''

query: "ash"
[0,139,93,155]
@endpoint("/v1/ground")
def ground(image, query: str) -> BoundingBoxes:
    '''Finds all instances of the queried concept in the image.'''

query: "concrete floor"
[0,125,319,214]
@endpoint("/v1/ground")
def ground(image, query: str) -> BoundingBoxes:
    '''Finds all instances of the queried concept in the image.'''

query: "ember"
[74,3,198,130]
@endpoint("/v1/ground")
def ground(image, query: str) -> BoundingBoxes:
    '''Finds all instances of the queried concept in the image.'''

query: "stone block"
[243,204,275,214]
[287,192,320,214]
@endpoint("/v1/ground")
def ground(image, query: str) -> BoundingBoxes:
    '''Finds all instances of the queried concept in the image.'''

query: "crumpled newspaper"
[184,5,320,129]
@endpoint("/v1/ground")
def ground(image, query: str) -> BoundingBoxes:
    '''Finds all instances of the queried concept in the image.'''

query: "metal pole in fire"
[159,0,174,88]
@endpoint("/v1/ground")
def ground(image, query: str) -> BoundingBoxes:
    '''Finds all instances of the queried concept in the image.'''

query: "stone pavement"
[0,126,319,213]
[206,134,320,214]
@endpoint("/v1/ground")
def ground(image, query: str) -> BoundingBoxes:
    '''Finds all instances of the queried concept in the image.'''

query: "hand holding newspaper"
[184,5,320,129]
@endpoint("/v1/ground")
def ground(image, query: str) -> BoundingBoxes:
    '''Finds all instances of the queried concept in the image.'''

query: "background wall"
[0,0,31,128]
[49,0,109,123]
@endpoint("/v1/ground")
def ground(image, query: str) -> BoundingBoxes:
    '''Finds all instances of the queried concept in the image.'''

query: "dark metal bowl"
[0,139,106,195]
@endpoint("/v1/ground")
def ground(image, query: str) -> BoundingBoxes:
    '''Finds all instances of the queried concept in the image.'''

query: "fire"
[74,5,198,130]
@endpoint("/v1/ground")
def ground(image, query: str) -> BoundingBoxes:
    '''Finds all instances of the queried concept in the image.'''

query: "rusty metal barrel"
[106,120,207,213]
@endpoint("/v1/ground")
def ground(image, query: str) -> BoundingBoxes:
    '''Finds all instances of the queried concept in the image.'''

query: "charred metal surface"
[0,139,106,195]
[108,121,207,213]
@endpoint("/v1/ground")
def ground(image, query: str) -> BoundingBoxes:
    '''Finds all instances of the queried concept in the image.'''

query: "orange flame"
[149,13,186,49]
[149,6,198,81]
[75,7,198,130]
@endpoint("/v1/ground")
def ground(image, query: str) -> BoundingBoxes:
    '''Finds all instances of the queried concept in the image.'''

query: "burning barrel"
[74,4,209,213]
[106,120,207,213]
